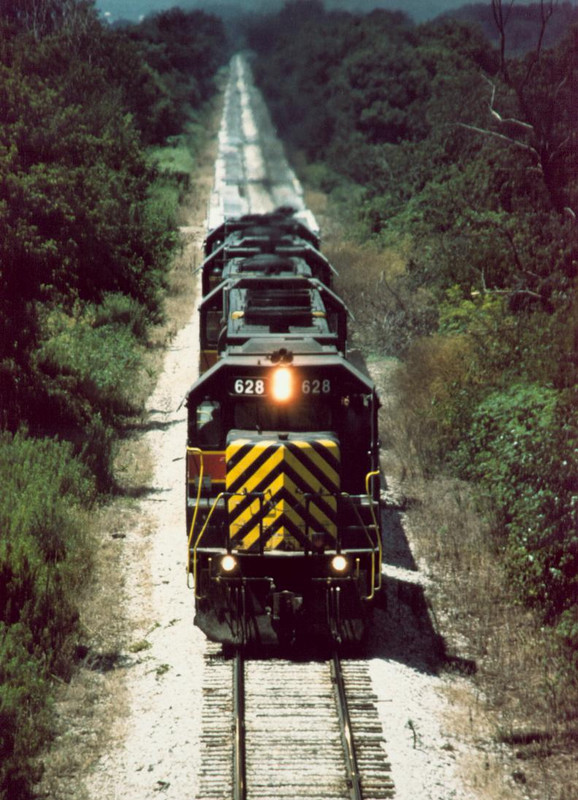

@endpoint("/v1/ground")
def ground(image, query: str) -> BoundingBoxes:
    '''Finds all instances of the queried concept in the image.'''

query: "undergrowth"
[0,148,190,800]
[332,233,578,800]
[0,432,96,799]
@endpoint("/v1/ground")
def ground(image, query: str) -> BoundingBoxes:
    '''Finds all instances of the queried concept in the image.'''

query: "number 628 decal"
[301,379,331,394]
[233,378,266,395]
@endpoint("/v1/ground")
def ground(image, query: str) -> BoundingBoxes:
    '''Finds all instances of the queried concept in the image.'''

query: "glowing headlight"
[271,367,292,402]
[331,554,348,573]
[220,554,237,573]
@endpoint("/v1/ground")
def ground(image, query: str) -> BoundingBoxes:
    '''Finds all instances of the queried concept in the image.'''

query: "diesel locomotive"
[186,210,382,647]
[198,272,348,373]
[201,209,334,296]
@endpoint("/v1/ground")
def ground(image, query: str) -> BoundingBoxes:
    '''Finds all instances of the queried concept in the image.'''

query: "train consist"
[186,208,382,647]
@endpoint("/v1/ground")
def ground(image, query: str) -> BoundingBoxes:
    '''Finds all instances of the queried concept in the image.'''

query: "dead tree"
[461,0,575,217]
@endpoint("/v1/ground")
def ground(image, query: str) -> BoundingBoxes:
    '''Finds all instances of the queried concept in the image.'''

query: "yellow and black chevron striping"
[226,436,340,552]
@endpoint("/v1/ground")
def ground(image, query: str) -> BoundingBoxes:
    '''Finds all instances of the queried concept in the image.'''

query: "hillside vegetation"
[0,2,227,797]
[248,0,577,661]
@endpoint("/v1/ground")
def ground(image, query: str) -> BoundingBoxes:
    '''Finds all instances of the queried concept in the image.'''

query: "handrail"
[365,470,382,593]
[339,492,377,600]
[191,492,226,599]
[186,447,204,583]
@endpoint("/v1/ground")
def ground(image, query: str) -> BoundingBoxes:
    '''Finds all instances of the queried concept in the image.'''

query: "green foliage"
[456,385,578,625]
[0,431,95,798]
[0,17,172,428]
[0,5,227,793]
[92,293,150,341]
[0,1,226,432]
[556,605,578,670]
[128,8,228,143]
[36,316,143,424]
[151,141,195,184]
[438,285,504,335]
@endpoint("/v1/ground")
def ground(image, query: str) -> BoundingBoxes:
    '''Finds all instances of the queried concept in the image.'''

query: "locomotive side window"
[206,310,223,347]
[195,401,222,447]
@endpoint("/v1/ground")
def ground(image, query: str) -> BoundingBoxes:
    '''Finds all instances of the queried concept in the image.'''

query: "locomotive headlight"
[220,554,237,573]
[271,367,292,402]
[331,554,348,573]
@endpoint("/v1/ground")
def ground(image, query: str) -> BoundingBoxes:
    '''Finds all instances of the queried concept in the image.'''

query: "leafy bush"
[0,431,95,799]
[36,319,143,424]
[93,293,150,341]
[456,385,578,624]
[78,415,117,494]
[0,1,228,432]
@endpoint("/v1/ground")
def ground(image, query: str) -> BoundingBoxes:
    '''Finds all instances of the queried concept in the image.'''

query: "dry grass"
[391,466,578,800]
[318,237,437,359]
[36,504,136,799]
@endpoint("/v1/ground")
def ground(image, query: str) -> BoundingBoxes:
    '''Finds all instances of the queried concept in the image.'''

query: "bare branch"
[482,75,534,134]
[457,123,541,165]
[522,0,558,89]
[491,0,516,77]
[489,110,534,135]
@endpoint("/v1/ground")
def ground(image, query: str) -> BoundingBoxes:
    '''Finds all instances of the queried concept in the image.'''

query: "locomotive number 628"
[231,376,332,396]
[233,378,266,395]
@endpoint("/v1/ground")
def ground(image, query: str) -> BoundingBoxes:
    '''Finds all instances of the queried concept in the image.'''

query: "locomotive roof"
[234,254,302,274]
[199,275,349,352]
[186,342,377,403]
[201,237,336,297]
[204,209,320,254]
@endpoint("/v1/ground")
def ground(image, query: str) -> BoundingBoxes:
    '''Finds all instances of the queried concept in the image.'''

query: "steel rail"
[233,649,246,800]
[331,651,363,800]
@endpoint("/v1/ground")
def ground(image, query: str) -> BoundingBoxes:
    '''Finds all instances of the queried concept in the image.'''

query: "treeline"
[440,1,578,54]
[247,0,577,658]
[0,2,227,796]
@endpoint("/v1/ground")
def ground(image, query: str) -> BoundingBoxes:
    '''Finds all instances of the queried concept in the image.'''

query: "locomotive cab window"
[234,399,331,432]
[193,400,222,447]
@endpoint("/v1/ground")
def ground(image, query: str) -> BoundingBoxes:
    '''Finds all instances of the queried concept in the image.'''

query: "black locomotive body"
[199,272,348,373]
[201,212,334,296]
[186,210,382,647]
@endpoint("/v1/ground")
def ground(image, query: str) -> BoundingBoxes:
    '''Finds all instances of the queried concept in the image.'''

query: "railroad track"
[196,644,395,800]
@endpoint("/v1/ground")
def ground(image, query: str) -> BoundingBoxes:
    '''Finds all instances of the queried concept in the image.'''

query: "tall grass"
[326,240,437,358]
[0,432,96,799]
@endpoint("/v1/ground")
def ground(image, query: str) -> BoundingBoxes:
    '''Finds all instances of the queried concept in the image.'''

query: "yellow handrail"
[191,492,225,599]
[186,447,204,582]
[365,470,382,594]
[339,485,381,601]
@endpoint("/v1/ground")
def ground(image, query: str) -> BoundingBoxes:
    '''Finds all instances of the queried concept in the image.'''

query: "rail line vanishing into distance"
[192,54,395,800]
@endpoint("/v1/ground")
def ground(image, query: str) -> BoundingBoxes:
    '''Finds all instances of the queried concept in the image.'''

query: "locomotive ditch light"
[331,554,348,573]
[271,366,292,402]
[220,554,237,573]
